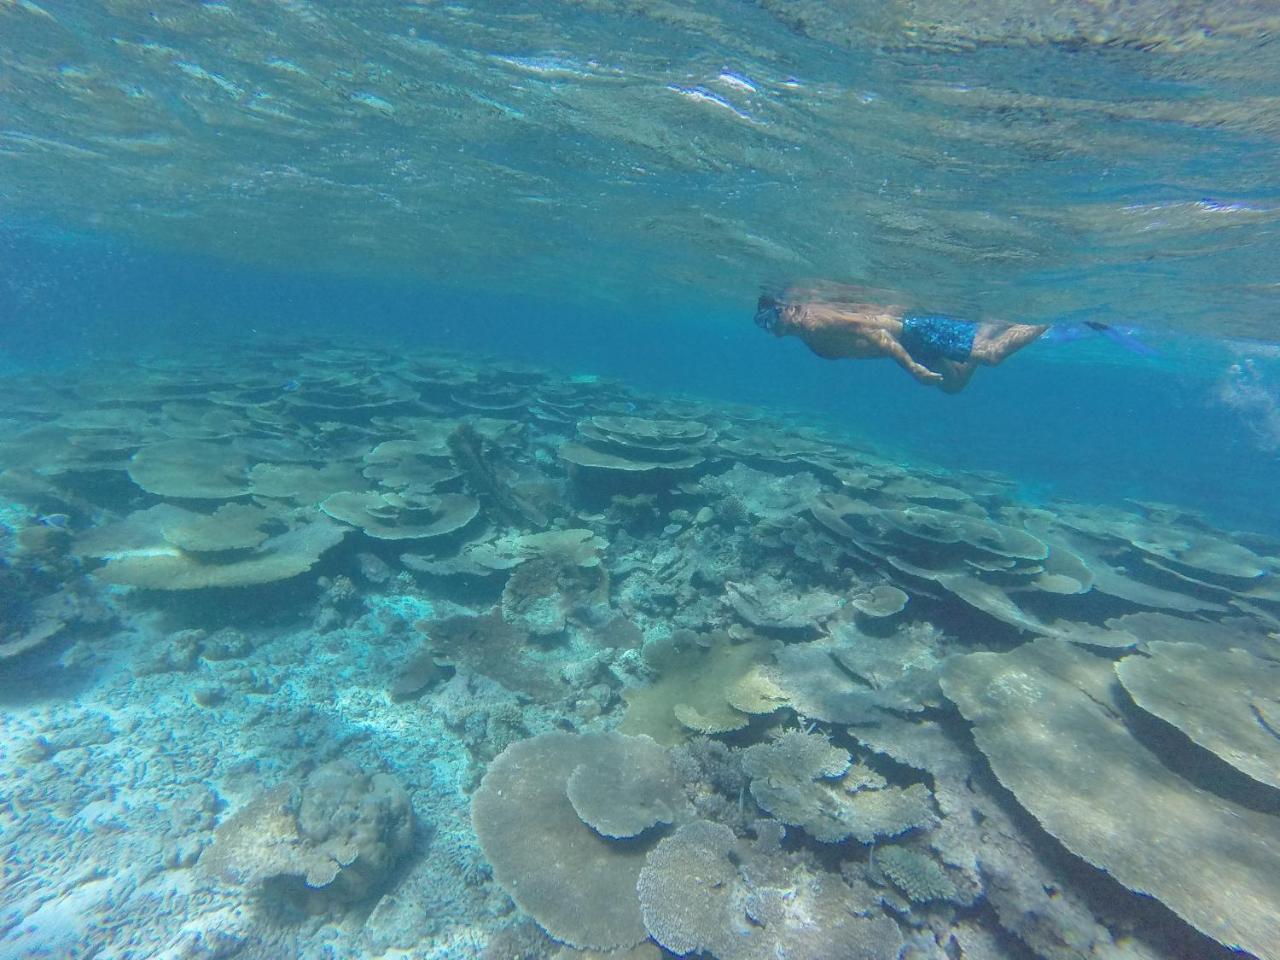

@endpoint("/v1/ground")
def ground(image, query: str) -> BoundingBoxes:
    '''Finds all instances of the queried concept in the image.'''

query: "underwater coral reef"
[0,339,1278,959]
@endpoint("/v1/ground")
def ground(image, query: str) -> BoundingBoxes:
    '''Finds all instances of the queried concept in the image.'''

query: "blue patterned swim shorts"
[900,314,978,363]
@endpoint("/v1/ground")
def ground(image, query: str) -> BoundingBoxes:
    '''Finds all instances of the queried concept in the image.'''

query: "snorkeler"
[754,284,1048,393]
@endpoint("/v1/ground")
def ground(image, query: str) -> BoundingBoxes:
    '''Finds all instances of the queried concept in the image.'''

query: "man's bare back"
[754,285,1047,393]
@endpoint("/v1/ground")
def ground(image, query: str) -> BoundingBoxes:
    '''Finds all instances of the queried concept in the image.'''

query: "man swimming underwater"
[754,284,1048,393]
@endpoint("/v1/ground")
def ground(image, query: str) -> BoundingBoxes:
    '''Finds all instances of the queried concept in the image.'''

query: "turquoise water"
[3,4,1280,960]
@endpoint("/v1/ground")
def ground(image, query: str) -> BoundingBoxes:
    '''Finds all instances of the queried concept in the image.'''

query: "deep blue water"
[4,231,1278,536]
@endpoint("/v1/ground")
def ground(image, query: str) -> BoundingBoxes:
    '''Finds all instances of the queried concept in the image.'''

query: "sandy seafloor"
[2,339,1279,960]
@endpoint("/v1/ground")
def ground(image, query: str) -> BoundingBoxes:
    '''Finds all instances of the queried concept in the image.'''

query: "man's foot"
[971,323,1049,364]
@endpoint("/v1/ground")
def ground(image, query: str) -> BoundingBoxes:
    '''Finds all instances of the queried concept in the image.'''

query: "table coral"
[637,819,903,960]
[942,639,1280,959]
[472,732,676,950]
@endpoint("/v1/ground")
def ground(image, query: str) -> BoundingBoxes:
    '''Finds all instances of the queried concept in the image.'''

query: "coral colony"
[1,338,1279,959]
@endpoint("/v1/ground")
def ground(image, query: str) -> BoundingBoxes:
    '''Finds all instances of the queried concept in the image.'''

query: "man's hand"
[899,346,944,383]
[912,365,944,385]
[874,329,943,386]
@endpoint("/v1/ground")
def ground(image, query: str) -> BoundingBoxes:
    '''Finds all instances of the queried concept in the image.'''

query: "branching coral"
[873,845,958,903]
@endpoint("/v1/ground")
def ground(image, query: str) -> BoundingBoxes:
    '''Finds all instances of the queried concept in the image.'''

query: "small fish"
[282,379,300,392]
[37,513,71,529]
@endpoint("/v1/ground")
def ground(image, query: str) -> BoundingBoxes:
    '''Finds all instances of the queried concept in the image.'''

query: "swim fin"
[1089,321,1157,357]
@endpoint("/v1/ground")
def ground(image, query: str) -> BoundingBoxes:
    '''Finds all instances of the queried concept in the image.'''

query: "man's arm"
[873,330,944,384]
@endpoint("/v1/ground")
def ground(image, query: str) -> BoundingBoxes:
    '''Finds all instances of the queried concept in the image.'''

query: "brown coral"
[202,760,413,908]
[620,632,776,744]
[472,732,678,950]
[942,639,1280,958]
[637,819,903,960]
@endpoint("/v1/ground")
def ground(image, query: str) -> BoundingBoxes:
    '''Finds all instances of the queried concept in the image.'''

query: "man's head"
[754,294,789,335]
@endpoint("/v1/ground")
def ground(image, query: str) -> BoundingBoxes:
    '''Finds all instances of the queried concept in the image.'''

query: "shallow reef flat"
[1,339,1278,960]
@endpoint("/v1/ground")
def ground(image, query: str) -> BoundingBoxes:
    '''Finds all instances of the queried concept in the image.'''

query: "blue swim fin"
[1085,321,1158,357]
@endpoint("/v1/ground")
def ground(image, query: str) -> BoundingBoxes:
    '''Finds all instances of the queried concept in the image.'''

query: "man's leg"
[937,359,977,393]
[970,323,1049,365]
